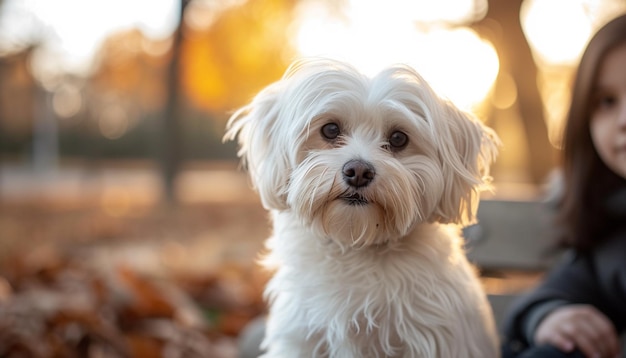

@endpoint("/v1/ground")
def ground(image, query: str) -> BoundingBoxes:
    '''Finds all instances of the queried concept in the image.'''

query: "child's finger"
[548,333,575,353]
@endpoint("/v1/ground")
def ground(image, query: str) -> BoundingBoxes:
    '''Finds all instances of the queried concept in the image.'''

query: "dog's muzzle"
[340,159,374,206]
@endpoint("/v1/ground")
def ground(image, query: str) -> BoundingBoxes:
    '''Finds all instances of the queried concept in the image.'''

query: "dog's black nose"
[342,160,375,188]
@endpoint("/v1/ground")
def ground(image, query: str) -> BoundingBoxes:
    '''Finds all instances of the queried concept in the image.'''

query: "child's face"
[590,42,626,179]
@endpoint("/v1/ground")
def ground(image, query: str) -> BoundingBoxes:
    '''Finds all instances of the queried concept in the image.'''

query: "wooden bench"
[463,199,562,330]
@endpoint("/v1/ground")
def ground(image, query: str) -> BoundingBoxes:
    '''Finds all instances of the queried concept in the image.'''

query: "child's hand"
[534,304,621,358]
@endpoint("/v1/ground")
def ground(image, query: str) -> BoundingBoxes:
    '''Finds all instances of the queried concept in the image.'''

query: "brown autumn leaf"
[126,333,164,358]
[116,265,176,319]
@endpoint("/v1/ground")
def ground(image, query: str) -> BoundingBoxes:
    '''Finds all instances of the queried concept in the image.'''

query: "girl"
[501,13,626,358]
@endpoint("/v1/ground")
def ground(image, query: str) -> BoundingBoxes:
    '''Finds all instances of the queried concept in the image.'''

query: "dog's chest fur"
[261,213,495,357]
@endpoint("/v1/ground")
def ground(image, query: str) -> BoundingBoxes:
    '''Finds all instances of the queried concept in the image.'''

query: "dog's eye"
[321,123,340,140]
[389,131,408,150]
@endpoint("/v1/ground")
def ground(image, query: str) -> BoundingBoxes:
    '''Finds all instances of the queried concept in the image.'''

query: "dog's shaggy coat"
[226,58,500,358]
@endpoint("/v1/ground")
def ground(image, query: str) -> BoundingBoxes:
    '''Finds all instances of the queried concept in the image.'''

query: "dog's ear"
[432,102,499,226]
[224,83,290,211]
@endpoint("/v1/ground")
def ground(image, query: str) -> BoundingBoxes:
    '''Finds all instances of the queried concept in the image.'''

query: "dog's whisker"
[323,167,338,201]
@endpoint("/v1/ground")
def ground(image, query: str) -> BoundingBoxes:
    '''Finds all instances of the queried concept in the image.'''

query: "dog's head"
[225,58,499,247]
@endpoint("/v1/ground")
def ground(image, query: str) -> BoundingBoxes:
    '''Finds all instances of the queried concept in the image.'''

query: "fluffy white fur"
[225,58,501,358]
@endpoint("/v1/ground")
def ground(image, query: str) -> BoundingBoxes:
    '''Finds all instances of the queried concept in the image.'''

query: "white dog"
[225,58,500,358]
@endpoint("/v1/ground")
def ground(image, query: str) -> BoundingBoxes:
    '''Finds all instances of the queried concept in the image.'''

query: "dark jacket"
[501,225,626,357]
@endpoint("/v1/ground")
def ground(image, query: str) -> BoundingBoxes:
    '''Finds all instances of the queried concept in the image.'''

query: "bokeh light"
[98,104,129,140]
[521,0,593,66]
[491,71,518,110]
[52,83,83,119]
[292,0,498,110]
[184,0,247,31]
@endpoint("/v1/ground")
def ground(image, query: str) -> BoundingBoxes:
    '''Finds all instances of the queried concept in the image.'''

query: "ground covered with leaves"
[0,197,270,357]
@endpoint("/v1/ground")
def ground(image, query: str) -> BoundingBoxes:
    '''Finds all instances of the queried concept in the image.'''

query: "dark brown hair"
[558,14,626,250]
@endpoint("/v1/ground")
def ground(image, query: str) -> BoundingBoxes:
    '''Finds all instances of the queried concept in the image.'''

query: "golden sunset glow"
[292,0,497,111]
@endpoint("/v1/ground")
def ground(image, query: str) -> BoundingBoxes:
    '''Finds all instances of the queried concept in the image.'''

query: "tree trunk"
[472,0,557,184]
[161,0,190,205]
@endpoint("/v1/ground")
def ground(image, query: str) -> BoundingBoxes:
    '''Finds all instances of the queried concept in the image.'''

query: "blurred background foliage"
[0,0,297,165]
[1,0,625,199]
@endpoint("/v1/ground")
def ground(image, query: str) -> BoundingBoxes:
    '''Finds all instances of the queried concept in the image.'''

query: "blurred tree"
[91,30,169,113]
[471,0,557,184]
[156,0,298,204]
[161,0,189,205]
[85,30,170,166]
[0,49,35,149]
[32,80,57,172]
